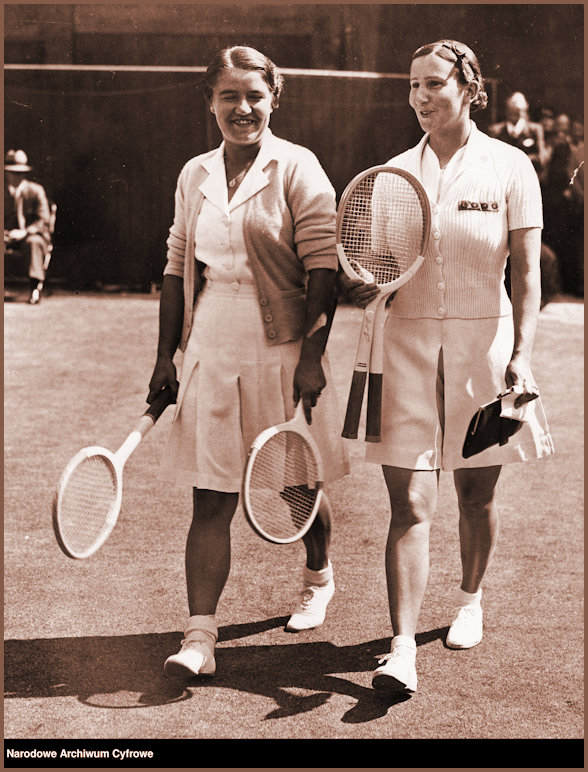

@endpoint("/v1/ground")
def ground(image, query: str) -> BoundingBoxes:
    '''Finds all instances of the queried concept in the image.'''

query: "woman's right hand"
[338,274,379,309]
[348,280,380,308]
[148,355,179,404]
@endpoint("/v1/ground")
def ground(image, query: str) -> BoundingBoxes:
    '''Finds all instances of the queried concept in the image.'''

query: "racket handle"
[145,387,173,423]
[365,373,383,443]
[341,370,367,439]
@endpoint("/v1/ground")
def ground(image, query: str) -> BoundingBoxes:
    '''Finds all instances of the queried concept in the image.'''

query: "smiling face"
[209,68,274,151]
[409,52,474,137]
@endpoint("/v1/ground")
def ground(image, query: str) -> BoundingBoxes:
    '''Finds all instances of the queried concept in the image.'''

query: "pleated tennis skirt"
[160,279,350,492]
[364,314,554,471]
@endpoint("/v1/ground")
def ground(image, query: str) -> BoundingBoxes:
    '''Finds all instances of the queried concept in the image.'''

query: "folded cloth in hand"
[462,388,538,459]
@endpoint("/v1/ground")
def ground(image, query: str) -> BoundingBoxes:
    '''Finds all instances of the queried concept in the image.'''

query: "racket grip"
[144,387,172,423]
[365,373,383,443]
[341,371,367,439]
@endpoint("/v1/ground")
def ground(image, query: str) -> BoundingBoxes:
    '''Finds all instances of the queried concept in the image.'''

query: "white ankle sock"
[456,587,482,607]
[185,614,218,645]
[303,560,333,587]
[392,635,417,652]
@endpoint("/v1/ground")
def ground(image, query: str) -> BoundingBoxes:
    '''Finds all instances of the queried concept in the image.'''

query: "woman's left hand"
[504,356,540,408]
[293,358,326,423]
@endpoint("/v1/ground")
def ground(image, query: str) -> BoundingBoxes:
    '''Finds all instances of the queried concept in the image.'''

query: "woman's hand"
[338,274,379,308]
[507,227,542,408]
[504,355,540,408]
[293,357,326,424]
[148,355,179,404]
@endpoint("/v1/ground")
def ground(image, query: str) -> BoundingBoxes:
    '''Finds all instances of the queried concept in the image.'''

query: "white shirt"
[421,142,468,203]
[195,145,267,285]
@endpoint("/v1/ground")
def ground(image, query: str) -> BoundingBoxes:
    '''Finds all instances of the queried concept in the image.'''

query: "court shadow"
[4,620,446,721]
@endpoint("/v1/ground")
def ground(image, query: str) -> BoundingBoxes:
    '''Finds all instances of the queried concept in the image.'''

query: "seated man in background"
[4,149,52,304]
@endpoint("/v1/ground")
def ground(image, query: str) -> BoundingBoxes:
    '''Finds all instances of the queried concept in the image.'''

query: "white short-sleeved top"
[386,122,543,320]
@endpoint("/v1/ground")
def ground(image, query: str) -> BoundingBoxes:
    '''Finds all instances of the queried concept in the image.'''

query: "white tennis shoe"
[372,643,418,695]
[164,635,216,678]
[286,578,335,631]
[446,604,483,649]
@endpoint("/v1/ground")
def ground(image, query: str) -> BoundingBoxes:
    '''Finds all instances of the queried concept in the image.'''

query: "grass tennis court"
[3,289,583,755]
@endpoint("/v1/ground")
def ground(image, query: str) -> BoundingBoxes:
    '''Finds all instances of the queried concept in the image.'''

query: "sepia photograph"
[4,2,583,767]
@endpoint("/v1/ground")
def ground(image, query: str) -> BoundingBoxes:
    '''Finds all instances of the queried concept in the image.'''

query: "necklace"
[226,158,254,188]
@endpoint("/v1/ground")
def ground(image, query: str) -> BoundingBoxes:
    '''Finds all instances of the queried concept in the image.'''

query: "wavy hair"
[412,39,488,112]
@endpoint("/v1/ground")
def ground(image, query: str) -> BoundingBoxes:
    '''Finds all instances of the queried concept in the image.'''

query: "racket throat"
[115,430,143,464]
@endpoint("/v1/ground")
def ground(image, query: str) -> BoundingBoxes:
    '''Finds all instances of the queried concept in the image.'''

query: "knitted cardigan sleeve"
[163,163,189,279]
[286,147,338,272]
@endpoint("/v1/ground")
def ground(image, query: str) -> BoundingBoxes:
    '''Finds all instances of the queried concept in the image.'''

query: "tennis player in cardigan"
[343,40,554,696]
[147,46,348,679]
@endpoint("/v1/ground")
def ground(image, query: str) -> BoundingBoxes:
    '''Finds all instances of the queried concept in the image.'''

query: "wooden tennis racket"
[242,402,323,544]
[52,388,172,559]
[336,166,431,441]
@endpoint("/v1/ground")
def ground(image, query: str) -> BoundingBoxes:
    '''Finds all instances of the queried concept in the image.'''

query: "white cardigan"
[163,131,338,350]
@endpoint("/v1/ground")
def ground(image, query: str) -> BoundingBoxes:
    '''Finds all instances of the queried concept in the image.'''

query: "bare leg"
[453,466,501,593]
[286,493,334,631]
[301,493,332,570]
[382,466,440,637]
[186,488,239,616]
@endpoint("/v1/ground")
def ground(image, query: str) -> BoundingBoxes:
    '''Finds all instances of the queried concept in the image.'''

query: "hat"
[4,149,32,172]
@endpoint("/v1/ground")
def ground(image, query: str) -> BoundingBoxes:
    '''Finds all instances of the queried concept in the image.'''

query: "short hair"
[411,39,488,112]
[204,46,284,108]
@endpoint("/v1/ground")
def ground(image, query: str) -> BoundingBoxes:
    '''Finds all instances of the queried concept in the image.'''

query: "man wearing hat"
[4,149,52,304]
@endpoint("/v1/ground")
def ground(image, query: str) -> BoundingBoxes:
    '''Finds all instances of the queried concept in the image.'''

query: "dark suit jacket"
[488,121,546,174]
[6,179,51,244]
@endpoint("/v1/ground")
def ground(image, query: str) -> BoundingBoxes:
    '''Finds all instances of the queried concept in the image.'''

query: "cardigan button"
[437,307,446,317]
[264,313,273,323]
[267,330,277,339]
[259,298,268,306]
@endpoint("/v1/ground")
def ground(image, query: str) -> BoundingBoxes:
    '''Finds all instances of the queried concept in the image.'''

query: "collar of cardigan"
[201,129,281,177]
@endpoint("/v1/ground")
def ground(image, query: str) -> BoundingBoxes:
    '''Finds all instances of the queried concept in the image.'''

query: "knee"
[192,489,238,523]
[389,487,433,528]
[457,485,497,519]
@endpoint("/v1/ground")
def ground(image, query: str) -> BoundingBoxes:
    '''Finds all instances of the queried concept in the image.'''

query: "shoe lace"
[299,586,319,609]
[454,605,480,621]
[377,646,414,666]
[451,605,482,630]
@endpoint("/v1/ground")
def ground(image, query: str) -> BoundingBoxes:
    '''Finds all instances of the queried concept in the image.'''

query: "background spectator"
[543,114,583,297]
[4,149,52,304]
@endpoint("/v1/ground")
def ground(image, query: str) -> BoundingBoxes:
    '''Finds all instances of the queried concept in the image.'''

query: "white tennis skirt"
[365,315,554,471]
[160,280,350,492]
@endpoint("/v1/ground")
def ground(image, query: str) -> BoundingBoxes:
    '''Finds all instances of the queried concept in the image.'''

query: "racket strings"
[57,455,118,555]
[247,431,320,540]
[340,172,426,284]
